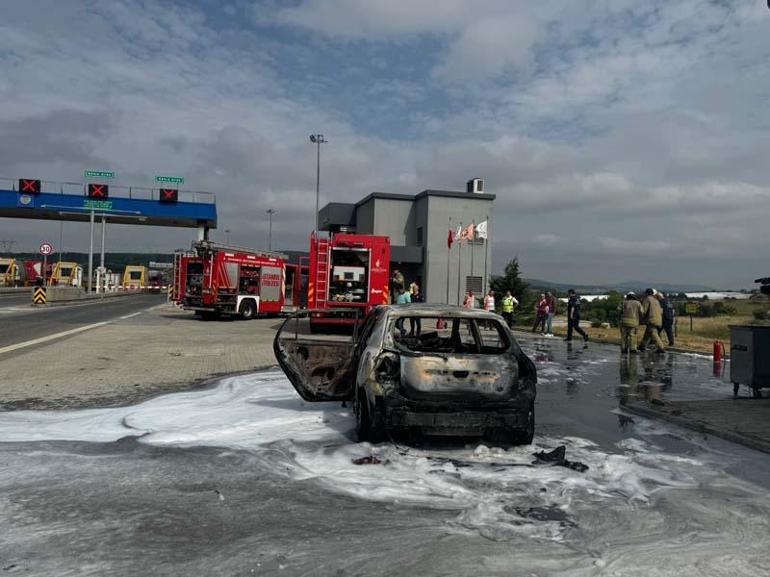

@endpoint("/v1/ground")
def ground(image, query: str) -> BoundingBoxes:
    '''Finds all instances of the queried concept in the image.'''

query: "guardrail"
[0,176,216,205]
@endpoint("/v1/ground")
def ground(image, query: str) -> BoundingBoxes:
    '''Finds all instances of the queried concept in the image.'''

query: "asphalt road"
[0,293,166,350]
[0,290,34,307]
[0,336,768,576]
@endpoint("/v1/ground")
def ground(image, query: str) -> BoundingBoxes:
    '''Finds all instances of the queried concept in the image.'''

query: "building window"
[466,276,483,294]
[416,227,423,246]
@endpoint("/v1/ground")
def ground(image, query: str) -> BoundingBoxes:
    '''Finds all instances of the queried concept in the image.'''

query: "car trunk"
[398,354,518,401]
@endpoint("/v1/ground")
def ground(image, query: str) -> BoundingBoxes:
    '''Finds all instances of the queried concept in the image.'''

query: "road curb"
[623,400,770,455]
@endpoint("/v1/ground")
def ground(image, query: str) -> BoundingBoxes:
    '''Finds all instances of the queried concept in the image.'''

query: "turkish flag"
[447,228,454,249]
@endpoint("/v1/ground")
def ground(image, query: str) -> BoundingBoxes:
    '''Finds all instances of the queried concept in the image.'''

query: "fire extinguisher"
[713,340,725,364]
[712,340,726,377]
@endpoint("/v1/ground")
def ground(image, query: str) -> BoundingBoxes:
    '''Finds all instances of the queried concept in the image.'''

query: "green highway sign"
[155,175,184,184]
[685,303,699,314]
[83,199,113,210]
[84,170,115,179]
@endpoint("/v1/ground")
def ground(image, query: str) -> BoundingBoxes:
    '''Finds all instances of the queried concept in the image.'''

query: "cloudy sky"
[1,0,769,287]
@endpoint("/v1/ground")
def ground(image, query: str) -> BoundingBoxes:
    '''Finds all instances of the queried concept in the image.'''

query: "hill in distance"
[524,278,715,294]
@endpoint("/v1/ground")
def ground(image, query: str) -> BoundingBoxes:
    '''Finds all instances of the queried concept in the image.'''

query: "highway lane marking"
[0,310,147,356]
[119,312,143,320]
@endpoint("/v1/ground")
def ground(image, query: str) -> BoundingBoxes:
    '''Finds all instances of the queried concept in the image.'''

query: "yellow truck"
[50,261,83,287]
[122,265,147,290]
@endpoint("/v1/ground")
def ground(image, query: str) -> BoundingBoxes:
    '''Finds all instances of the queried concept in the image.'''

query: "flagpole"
[470,220,475,285]
[446,218,451,304]
[483,215,489,297]
[457,222,462,306]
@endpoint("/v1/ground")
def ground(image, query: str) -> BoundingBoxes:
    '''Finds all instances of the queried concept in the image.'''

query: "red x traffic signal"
[159,188,178,203]
[19,179,41,194]
[88,183,109,198]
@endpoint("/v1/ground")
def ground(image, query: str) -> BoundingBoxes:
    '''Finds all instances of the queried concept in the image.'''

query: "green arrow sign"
[155,175,184,184]
[84,170,115,179]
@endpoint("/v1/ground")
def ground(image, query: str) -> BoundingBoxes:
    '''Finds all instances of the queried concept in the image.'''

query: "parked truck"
[50,261,82,287]
[174,241,296,319]
[0,258,42,287]
[307,232,390,330]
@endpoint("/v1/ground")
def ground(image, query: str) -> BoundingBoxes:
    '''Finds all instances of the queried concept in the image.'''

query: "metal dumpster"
[730,325,770,397]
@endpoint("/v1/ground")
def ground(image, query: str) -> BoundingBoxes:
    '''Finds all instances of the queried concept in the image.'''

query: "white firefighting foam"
[1,369,768,572]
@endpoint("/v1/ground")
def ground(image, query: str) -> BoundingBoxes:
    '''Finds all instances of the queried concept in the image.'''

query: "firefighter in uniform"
[640,288,666,353]
[619,292,643,353]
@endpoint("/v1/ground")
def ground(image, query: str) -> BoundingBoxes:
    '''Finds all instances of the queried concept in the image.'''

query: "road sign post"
[685,302,699,332]
[39,242,54,286]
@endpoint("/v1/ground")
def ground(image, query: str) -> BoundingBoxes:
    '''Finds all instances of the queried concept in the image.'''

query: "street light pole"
[225,229,230,245]
[266,209,275,251]
[88,209,94,293]
[309,134,327,235]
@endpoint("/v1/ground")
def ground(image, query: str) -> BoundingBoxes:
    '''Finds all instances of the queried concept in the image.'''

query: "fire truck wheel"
[239,299,256,320]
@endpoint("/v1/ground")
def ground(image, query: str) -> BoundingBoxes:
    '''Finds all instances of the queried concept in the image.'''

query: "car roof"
[379,304,503,319]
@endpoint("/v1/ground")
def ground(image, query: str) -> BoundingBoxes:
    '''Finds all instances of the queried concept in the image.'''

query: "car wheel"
[356,392,386,444]
[510,402,535,445]
[355,393,371,442]
[239,300,256,320]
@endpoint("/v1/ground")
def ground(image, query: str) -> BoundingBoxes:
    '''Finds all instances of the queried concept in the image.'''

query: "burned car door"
[273,310,359,402]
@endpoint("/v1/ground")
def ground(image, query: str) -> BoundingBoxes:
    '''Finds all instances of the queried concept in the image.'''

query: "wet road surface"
[0,335,768,576]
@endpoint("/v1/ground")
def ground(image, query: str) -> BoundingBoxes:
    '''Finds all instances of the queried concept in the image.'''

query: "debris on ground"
[214,489,225,501]
[352,456,382,465]
[533,445,589,473]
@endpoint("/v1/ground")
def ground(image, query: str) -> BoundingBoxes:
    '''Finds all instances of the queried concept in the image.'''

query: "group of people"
[532,292,558,336]
[619,288,675,354]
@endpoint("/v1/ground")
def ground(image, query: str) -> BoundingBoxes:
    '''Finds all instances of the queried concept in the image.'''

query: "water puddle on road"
[0,370,768,575]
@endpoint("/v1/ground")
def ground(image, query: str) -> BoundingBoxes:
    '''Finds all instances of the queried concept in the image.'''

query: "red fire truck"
[174,241,303,319]
[307,232,390,328]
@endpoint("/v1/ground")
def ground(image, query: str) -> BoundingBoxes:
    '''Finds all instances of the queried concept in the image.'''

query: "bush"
[753,310,770,321]
[590,320,603,328]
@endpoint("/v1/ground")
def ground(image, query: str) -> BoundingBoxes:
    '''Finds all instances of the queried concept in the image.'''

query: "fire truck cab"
[175,241,289,319]
[307,232,390,328]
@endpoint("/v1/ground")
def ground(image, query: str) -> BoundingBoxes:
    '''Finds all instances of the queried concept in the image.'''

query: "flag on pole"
[456,224,463,242]
[460,222,475,241]
[475,220,488,240]
[447,227,454,248]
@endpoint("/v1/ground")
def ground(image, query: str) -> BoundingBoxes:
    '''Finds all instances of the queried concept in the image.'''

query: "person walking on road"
[640,288,666,353]
[619,292,643,353]
[483,289,495,312]
[501,291,518,327]
[657,292,675,346]
[533,293,548,334]
[545,291,557,336]
[463,290,475,309]
[565,289,588,342]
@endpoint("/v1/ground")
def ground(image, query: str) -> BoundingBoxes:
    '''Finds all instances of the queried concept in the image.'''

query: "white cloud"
[1,0,769,288]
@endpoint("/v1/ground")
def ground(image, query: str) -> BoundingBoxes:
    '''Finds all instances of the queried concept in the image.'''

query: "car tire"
[239,299,256,320]
[510,402,535,445]
[356,392,385,444]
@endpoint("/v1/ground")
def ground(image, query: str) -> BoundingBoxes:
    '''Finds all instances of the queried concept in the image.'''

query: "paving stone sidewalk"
[0,305,282,410]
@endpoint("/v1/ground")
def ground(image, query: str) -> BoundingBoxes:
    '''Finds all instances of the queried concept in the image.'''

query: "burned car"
[273,304,537,444]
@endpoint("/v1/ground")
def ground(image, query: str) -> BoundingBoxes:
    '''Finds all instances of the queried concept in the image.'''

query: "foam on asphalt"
[1,367,769,575]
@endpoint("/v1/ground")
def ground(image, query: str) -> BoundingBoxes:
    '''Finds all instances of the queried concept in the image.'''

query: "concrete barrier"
[42,287,143,303]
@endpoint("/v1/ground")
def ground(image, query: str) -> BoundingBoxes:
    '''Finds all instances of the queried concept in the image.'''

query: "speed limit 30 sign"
[39,242,54,256]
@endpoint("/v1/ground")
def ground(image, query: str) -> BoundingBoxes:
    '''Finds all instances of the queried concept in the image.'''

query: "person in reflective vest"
[501,291,518,327]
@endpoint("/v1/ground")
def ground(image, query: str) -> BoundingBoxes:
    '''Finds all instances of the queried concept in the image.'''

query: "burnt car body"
[273,304,537,444]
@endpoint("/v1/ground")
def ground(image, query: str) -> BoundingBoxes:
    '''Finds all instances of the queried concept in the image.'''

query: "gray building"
[318,180,495,305]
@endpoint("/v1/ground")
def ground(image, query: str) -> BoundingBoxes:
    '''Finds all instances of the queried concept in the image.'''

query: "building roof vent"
[467,178,484,194]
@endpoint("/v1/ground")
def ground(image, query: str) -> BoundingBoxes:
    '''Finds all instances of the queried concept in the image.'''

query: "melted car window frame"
[385,314,511,356]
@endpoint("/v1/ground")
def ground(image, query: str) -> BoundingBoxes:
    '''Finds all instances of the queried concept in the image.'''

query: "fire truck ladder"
[315,237,330,307]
